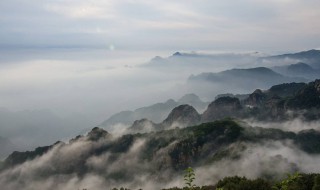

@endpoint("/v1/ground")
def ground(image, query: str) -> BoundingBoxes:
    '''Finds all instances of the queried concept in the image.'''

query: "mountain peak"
[163,104,200,127]
[202,97,242,122]
[87,127,111,141]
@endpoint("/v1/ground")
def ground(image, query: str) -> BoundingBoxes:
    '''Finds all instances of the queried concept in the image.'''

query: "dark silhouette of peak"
[163,104,200,128]
[253,89,263,94]
[213,96,241,105]
[173,52,182,56]
[87,127,111,141]
[202,97,242,122]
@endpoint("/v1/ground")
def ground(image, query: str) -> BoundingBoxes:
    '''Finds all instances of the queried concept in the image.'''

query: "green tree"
[184,167,196,189]
[273,172,301,190]
[313,175,320,190]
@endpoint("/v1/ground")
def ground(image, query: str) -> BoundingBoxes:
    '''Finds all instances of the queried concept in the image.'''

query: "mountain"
[146,52,258,68]
[285,79,320,110]
[162,104,201,128]
[98,94,208,130]
[205,80,320,121]
[188,67,307,93]
[261,49,320,69]
[202,97,242,122]
[126,80,320,134]
[127,104,201,133]
[1,119,320,189]
[272,62,320,80]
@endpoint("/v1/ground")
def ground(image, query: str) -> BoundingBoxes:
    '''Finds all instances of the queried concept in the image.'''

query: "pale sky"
[0,0,319,52]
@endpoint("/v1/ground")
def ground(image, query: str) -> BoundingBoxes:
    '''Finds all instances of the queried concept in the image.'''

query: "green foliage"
[313,175,320,190]
[272,172,301,190]
[216,176,271,190]
[184,167,196,189]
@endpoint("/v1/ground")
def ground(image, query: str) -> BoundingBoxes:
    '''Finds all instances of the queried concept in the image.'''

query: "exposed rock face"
[202,97,242,122]
[162,104,201,128]
[285,80,320,110]
[244,89,267,107]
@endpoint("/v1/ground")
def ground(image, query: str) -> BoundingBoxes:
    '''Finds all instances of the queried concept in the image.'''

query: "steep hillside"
[1,119,320,189]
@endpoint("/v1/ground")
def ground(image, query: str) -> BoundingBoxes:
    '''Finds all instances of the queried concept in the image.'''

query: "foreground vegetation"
[109,172,320,190]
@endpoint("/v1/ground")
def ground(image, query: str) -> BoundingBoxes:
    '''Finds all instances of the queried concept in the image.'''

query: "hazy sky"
[0,0,319,52]
[0,0,320,124]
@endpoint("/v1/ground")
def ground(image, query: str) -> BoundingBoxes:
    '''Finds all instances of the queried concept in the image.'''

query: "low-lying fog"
[0,47,315,157]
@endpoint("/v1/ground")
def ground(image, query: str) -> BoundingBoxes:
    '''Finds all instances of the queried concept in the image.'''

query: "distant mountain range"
[142,49,320,101]
[260,49,320,69]
[146,51,259,68]
[272,62,320,80]
[98,93,208,130]
[188,67,307,92]
[147,49,320,69]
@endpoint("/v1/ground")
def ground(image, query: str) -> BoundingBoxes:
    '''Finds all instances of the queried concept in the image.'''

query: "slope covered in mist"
[1,119,320,190]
